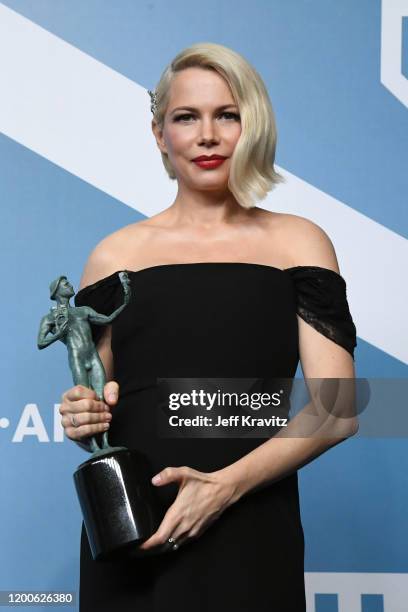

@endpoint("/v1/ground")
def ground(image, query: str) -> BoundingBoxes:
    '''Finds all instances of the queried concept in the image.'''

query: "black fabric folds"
[286,265,357,360]
[74,271,121,347]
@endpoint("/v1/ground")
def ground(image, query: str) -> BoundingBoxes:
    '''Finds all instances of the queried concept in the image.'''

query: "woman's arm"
[215,218,358,503]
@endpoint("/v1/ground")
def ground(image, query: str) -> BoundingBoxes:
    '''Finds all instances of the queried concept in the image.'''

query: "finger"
[139,527,179,550]
[138,525,189,551]
[167,524,192,543]
[164,528,194,552]
[170,521,208,548]
[138,508,180,550]
[138,525,174,550]
[61,410,111,429]
[65,419,110,441]
[151,466,189,486]
[63,385,97,403]
[60,397,107,415]
[104,381,119,406]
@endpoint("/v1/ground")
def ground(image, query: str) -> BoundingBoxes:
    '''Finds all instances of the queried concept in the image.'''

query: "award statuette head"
[37,271,132,457]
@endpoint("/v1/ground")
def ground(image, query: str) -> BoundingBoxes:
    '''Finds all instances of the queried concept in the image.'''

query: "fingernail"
[151,474,161,484]
[108,393,117,402]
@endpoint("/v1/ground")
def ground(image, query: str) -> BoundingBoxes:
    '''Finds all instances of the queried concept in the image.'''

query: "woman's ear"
[151,120,167,155]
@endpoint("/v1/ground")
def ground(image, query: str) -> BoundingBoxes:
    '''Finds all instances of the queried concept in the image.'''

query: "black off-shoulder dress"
[74,262,357,612]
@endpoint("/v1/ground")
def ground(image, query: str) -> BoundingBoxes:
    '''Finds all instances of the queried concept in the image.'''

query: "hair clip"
[147,89,157,115]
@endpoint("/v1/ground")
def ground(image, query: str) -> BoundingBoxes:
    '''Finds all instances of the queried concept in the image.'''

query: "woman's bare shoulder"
[279,213,340,271]
[78,220,155,290]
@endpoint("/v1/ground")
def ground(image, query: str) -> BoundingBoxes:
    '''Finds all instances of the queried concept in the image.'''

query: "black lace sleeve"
[286,266,357,360]
[74,271,121,347]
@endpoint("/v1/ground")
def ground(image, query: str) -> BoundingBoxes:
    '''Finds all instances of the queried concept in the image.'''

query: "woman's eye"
[174,114,194,122]
[174,112,240,122]
[221,112,240,121]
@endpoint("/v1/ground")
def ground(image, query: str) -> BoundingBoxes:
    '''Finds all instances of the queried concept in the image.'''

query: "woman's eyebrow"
[170,104,238,114]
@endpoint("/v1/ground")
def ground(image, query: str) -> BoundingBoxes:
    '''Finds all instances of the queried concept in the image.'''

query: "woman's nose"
[199,117,219,143]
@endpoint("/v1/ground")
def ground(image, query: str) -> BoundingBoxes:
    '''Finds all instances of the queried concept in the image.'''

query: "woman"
[60,42,358,611]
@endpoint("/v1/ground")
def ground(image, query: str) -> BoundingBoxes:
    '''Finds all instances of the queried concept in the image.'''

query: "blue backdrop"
[0,1,407,611]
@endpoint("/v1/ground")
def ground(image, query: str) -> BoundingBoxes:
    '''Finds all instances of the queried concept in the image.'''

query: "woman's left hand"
[138,466,236,551]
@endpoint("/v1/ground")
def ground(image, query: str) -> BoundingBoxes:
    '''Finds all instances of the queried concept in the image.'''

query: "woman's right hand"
[59,381,119,442]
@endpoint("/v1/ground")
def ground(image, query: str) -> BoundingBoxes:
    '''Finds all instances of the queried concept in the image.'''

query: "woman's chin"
[187,172,229,190]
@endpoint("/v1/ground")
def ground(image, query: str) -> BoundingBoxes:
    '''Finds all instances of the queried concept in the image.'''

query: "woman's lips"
[193,158,226,169]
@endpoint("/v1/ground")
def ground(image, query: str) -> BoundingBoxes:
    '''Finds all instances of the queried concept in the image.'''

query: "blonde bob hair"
[151,42,285,209]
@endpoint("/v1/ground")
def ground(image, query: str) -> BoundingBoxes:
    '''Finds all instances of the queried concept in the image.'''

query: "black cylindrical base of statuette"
[73,449,164,562]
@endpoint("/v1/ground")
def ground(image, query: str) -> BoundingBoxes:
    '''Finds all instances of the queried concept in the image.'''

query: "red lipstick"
[192,154,227,169]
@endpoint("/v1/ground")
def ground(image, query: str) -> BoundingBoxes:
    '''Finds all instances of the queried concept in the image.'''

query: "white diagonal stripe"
[0,3,406,363]
[0,2,175,209]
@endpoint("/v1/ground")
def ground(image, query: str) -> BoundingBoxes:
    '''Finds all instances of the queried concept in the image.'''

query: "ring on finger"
[70,414,78,428]
[168,536,179,551]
